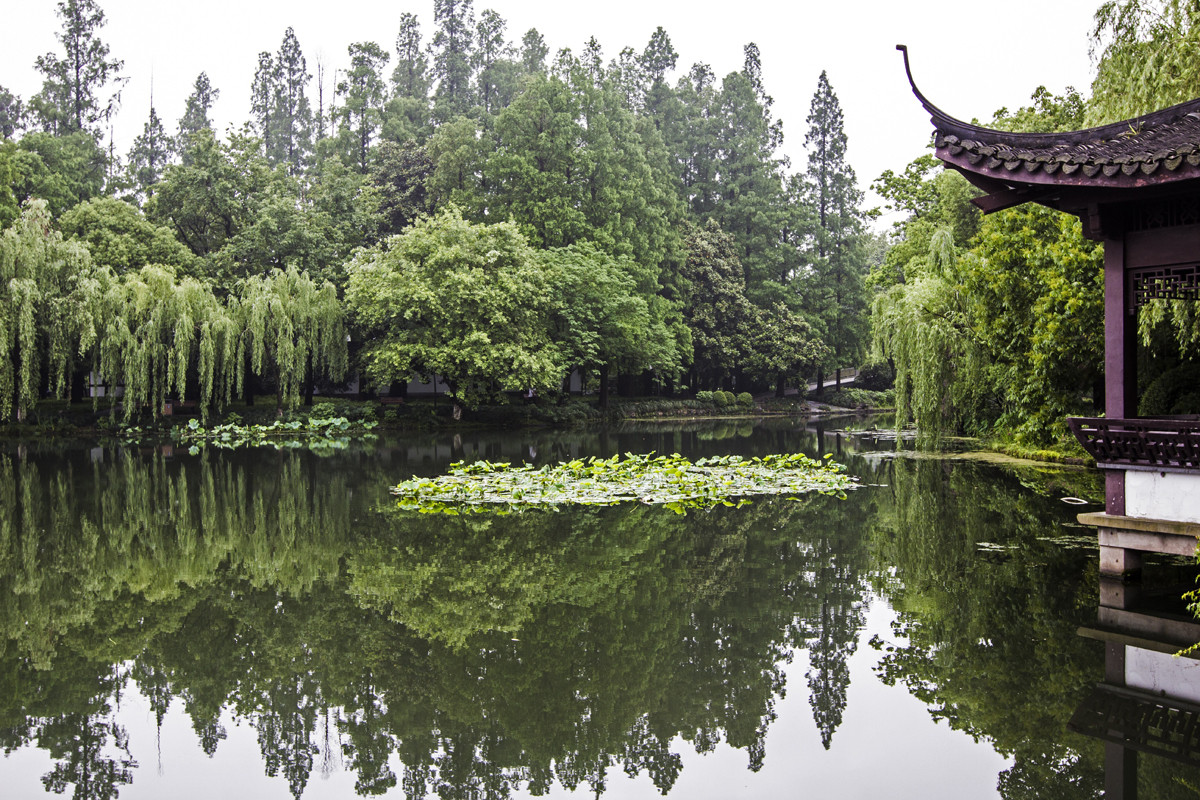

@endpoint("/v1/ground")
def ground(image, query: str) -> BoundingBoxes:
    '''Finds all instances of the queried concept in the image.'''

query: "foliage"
[59,196,197,275]
[1138,361,1200,415]
[345,207,562,408]
[178,414,377,451]
[391,452,855,514]
[0,199,101,420]
[236,265,347,412]
[1088,0,1200,125]
[872,87,1103,446]
[29,0,125,137]
[97,264,239,420]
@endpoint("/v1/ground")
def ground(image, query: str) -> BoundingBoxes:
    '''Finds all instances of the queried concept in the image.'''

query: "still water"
[0,418,1196,799]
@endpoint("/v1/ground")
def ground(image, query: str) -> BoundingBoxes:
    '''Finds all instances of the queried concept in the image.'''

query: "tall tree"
[520,29,549,75]
[473,9,515,117]
[125,104,171,203]
[335,42,390,173]
[0,86,23,139]
[250,51,276,156]
[392,13,430,99]
[29,0,125,138]
[177,72,219,152]
[431,0,476,122]
[803,71,869,373]
[270,28,314,175]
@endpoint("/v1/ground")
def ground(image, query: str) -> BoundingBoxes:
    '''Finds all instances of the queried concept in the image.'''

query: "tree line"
[0,0,874,420]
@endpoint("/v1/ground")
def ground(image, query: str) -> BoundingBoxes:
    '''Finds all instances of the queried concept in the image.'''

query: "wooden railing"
[1067,417,1200,471]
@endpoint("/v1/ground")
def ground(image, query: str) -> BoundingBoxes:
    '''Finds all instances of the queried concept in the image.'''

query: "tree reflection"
[0,437,1153,799]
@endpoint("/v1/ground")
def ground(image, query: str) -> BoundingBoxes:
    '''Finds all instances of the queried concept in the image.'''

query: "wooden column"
[1103,238,1135,515]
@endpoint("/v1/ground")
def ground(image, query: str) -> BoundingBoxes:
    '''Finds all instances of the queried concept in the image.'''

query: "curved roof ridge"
[897,44,1200,148]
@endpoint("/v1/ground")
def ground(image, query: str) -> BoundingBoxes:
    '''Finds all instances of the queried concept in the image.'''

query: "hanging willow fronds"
[98,265,239,420]
[237,266,347,412]
[0,200,103,420]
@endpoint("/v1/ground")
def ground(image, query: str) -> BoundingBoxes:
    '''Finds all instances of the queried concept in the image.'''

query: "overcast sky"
[2,0,1102,225]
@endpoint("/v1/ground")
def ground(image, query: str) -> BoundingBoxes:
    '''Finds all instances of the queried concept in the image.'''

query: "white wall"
[1126,471,1200,523]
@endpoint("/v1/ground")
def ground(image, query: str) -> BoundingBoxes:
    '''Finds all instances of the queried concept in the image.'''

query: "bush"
[714,391,733,408]
[696,390,715,404]
[856,360,895,391]
[736,391,754,409]
[1139,362,1200,416]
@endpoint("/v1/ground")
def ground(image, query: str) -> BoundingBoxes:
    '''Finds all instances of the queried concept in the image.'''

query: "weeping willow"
[98,265,240,420]
[237,266,347,412]
[871,229,988,445]
[1140,298,1200,352]
[0,200,105,420]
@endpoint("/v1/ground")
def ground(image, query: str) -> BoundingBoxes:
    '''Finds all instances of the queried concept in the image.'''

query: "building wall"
[1125,471,1200,523]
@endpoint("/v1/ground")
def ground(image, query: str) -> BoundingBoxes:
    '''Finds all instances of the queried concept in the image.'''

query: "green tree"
[383,13,432,144]
[335,42,390,173]
[124,104,172,203]
[29,0,125,137]
[237,266,347,413]
[473,9,517,117]
[431,0,476,123]
[1,131,106,220]
[371,139,433,236]
[59,196,197,275]
[802,71,870,374]
[345,207,562,408]
[97,264,239,419]
[0,85,23,139]
[177,72,219,150]
[0,201,109,420]
[541,242,681,406]
[270,28,314,175]
[520,29,549,75]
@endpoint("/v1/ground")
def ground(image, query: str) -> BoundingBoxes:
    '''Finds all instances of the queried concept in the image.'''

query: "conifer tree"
[30,0,125,138]
[125,104,171,202]
[270,28,314,175]
[803,71,869,374]
[335,42,390,173]
[473,9,514,116]
[391,13,430,99]
[431,0,475,122]
[0,87,23,139]
[177,72,219,151]
[520,29,549,75]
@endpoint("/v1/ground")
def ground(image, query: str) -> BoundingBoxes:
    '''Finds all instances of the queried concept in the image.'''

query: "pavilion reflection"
[1071,573,1200,798]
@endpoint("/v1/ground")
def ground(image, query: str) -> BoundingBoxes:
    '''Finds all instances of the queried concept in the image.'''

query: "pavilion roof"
[899,45,1200,212]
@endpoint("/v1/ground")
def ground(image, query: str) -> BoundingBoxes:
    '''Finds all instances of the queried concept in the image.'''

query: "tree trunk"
[598,364,610,409]
[814,367,824,398]
[775,371,786,398]
[303,357,314,406]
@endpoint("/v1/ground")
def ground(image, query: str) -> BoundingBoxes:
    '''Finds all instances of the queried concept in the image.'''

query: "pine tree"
[30,0,125,137]
[177,72,219,150]
[250,51,276,155]
[270,28,313,175]
[473,9,513,116]
[126,104,172,202]
[335,42,390,172]
[431,0,475,122]
[520,29,549,75]
[803,71,869,374]
[391,13,430,99]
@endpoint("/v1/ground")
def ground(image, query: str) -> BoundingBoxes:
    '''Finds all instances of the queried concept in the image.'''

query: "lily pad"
[391,452,859,515]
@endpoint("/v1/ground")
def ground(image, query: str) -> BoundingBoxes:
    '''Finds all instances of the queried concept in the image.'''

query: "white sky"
[2,0,1101,225]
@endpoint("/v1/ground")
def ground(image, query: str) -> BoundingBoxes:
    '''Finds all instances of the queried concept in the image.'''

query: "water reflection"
[0,422,1191,798]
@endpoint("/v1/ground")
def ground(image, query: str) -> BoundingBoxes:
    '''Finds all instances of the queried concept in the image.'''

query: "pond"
[0,418,1196,799]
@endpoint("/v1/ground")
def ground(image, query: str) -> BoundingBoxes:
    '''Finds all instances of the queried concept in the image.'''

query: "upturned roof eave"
[897,43,1200,149]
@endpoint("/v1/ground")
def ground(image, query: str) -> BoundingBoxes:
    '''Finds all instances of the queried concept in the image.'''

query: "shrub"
[736,391,754,409]
[1140,362,1200,416]
[714,391,732,408]
[696,390,715,404]
[856,360,895,391]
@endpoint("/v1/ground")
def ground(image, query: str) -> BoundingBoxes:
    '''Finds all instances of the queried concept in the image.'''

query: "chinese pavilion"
[901,44,1200,796]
